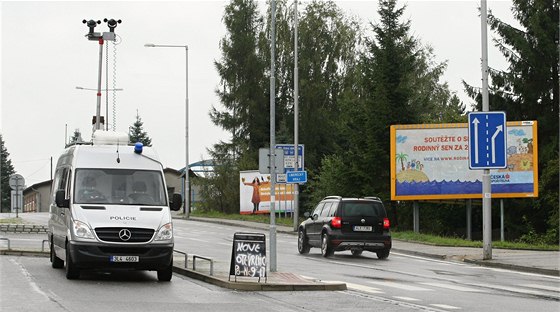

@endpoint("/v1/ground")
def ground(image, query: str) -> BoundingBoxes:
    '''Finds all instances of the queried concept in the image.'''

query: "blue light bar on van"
[134,142,143,154]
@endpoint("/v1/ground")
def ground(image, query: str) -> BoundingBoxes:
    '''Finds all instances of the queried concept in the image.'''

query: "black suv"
[297,196,392,259]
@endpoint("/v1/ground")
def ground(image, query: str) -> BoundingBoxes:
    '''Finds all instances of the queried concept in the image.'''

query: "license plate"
[110,256,139,263]
[353,226,372,232]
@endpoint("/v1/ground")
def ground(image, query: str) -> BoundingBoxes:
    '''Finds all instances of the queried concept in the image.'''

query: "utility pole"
[269,0,278,272]
[480,0,492,260]
[293,0,299,232]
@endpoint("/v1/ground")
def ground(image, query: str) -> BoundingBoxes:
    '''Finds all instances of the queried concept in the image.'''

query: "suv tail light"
[383,218,390,230]
[331,217,342,229]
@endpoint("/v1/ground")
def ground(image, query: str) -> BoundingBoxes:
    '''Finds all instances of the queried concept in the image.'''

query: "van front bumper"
[67,241,173,271]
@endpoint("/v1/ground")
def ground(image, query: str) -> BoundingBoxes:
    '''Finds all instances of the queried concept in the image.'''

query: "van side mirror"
[55,190,69,208]
[304,211,311,219]
[169,193,182,211]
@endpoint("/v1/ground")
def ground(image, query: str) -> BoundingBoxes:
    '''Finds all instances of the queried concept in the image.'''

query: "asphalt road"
[1,213,559,311]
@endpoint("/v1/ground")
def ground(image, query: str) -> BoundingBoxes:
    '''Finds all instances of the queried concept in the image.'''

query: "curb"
[463,258,560,277]
[172,266,346,291]
[0,224,48,234]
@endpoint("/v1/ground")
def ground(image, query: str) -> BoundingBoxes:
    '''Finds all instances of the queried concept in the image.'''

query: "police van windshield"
[74,169,167,206]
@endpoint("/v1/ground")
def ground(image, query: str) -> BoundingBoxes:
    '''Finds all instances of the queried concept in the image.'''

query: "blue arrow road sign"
[468,112,507,169]
[286,171,307,184]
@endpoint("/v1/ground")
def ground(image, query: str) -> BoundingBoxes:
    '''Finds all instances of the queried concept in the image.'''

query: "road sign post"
[9,174,25,218]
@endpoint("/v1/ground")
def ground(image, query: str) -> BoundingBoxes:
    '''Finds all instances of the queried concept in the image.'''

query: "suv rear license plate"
[110,256,139,263]
[353,226,372,232]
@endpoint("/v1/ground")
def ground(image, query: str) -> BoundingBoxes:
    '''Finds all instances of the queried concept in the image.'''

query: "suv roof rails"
[323,196,342,200]
[363,196,381,201]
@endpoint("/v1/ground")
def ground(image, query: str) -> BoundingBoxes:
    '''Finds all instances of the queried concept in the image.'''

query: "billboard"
[239,170,294,215]
[390,121,538,200]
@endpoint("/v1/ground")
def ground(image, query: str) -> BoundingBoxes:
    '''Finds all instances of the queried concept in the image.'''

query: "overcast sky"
[1,0,517,186]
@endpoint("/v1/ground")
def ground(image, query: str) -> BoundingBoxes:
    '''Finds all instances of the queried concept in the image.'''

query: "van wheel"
[157,262,173,282]
[65,243,80,279]
[297,229,310,254]
[351,249,363,257]
[376,249,390,260]
[51,241,64,269]
[321,233,334,257]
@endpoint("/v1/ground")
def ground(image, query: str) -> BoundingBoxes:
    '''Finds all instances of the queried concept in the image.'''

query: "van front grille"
[95,227,155,243]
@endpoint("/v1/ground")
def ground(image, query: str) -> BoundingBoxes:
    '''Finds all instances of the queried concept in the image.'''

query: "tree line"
[200,0,558,244]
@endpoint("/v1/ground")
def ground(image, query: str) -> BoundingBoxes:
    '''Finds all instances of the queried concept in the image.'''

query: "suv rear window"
[340,201,386,218]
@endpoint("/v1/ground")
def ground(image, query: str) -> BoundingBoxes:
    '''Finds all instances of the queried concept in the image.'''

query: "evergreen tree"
[465,0,559,242]
[128,111,152,147]
[211,0,269,168]
[0,135,16,212]
[331,0,452,199]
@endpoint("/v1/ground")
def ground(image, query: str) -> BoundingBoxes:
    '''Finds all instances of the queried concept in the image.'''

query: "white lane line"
[520,284,560,292]
[420,282,482,292]
[430,304,461,310]
[369,280,433,291]
[393,296,421,302]
[346,282,385,294]
[9,259,50,301]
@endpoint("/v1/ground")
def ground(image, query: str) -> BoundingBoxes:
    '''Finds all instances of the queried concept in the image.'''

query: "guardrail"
[173,249,214,276]
[0,238,10,250]
[193,255,214,276]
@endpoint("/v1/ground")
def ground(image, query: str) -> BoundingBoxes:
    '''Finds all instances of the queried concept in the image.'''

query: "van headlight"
[155,223,173,241]
[72,220,94,239]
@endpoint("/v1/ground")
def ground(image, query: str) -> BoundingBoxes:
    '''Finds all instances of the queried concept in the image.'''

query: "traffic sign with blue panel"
[468,112,507,169]
[275,144,304,172]
[286,171,307,184]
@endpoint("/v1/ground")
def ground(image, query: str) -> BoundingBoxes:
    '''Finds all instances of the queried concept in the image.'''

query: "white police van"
[48,131,182,281]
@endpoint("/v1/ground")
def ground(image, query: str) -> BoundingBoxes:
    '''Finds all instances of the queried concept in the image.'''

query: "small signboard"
[229,232,267,282]
[286,170,307,184]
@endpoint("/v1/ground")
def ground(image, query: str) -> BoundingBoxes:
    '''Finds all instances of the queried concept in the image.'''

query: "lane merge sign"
[468,111,507,169]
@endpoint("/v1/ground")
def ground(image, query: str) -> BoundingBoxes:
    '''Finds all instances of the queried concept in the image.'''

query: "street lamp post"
[144,43,190,218]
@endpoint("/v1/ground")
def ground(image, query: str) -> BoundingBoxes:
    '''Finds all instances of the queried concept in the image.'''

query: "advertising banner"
[239,170,294,214]
[390,121,538,200]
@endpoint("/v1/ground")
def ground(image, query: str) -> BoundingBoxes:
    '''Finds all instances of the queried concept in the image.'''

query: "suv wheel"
[321,233,333,257]
[376,249,390,260]
[298,229,311,254]
[351,249,363,257]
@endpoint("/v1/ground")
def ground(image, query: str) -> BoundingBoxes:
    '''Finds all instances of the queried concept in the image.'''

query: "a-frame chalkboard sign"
[229,232,267,282]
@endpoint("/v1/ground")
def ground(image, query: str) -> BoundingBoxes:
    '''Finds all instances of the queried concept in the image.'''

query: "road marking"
[369,280,432,291]
[520,284,560,292]
[346,282,384,294]
[9,259,50,301]
[430,304,461,310]
[393,296,421,302]
[420,282,482,292]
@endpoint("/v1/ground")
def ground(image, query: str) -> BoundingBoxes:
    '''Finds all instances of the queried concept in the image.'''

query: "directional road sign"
[286,171,307,184]
[275,144,304,172]
[468,112,507,169]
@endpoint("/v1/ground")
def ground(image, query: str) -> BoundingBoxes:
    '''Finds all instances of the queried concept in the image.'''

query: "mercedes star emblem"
[361,219,365,224]
[119,229,132,241]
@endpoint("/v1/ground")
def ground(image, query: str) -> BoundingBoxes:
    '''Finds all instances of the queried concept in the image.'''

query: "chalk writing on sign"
[230,233,267,279]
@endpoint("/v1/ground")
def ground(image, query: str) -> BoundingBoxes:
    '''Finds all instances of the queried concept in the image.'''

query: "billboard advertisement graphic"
[239,170,294,214]
[390,121,538,200]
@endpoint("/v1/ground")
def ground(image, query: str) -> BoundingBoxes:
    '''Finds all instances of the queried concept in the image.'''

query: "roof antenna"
[116,140,121,163]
